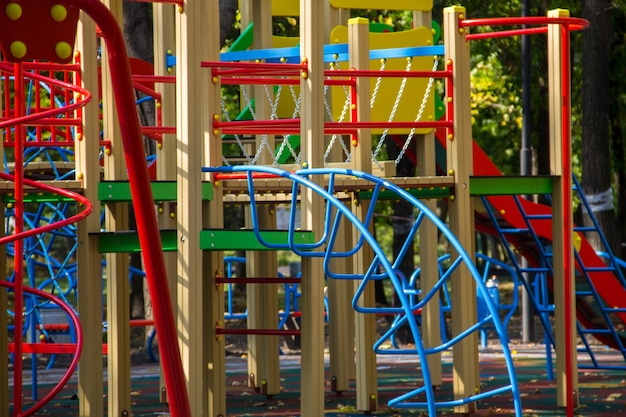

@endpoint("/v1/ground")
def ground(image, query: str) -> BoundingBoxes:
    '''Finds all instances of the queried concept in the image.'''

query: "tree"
[581,0,621,254]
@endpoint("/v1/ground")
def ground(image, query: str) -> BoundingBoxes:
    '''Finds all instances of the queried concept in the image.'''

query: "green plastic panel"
[97,230,177,253]
[99,181,213,202]
[2,192,76,203]
[359,186,450,200]
[200,229,315,251]
[469,176,554,196]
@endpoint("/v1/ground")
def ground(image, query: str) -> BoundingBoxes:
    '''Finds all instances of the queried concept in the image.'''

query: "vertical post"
[0,45,7,414]
[520,0,536,345]
[324,0,355,395]
[176,0,225,415]
[547,9,578,413]
[12,61,25,417]
[0,206,5,415]
[299,0,326,415]
[348,17,378,412]
[245,0,281,397]
[414,9,443,387]
[100,1,131,416]
[153,1,177,403]
[444,7,478,413]
[418,129,442,386]
[75,12,104,417]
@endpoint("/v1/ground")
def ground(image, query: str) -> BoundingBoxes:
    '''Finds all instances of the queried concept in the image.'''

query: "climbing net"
[210,43,448,170]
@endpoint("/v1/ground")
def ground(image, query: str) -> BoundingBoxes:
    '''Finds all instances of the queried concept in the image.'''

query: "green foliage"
[470,53,523,174]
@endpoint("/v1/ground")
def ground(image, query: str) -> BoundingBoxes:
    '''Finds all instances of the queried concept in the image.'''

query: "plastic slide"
[432,128,626,348]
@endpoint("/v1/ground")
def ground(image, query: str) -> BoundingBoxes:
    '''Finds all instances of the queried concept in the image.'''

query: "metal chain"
[372,57,413,169]
[370,58,386,109]
[273,83,303,165]
[395,56,440,166]
[220,96,252,165]
[323,60,352,164]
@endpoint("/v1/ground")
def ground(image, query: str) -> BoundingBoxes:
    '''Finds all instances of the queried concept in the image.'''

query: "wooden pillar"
[443,7,479,413]
[244,0,281,396]
[414,10,443,387]
[417,129,442,386]
[324,0,355,395]
[153,1,177,403]
[176,0,225,415]
[75,11,104,417]
[347,17,378,412]
[299,0,326,415]
[100,1,132,416]
[547,8,578,409]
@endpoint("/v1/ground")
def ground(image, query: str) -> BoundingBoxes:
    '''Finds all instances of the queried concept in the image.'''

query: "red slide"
[393,131,626,348]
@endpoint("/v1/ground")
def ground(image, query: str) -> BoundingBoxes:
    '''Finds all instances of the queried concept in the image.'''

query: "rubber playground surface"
[10,343,626,416]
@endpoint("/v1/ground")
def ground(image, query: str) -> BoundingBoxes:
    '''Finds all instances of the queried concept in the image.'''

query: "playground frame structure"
[0,1,594,417]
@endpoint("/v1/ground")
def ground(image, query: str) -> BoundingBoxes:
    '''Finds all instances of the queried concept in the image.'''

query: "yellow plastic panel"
[271,36,301,119]
[330,0,432,11]
[329,26,435,134]
[272,0,299,16]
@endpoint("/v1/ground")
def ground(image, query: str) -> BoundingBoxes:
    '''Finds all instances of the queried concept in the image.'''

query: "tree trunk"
[581,0,620,254]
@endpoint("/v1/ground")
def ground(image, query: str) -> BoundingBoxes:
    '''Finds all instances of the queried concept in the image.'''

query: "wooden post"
[418,128,442,387]
[244,0,281,397]
[100,1,131,416]
[443,7,479,413]
[153,1,177,403]
[547,8,578,410]
[75,12,104,417]
[347,17,378,412]
[324,0,355,395]
[299,0,326,415]
[176,0,225,415]
[413,9,443,387]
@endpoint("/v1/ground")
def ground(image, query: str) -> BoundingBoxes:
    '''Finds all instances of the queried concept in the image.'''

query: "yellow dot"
[10,41,26,59]
[50,4,68,22]
[55,41,72,60]
[6,3,22,20]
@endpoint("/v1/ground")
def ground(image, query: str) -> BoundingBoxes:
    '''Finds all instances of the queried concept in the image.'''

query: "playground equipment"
[3,1,616,417]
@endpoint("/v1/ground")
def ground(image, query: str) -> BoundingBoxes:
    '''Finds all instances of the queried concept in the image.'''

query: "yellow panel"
[330,0,432,11]
[272,0,299,16]
[329,26,435,134]
[271,36,301,119]
[272,35,299,49]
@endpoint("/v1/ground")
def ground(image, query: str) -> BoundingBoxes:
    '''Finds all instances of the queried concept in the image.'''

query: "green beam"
[97,230,177,253]
[98,229,316,253]
[359,186,450,200]
[200,229,315,251]
[99,181,214,202]
[469,176,554,196]
[2,192,76,203]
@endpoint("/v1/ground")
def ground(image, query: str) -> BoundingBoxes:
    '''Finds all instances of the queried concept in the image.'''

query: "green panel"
[275,134,300,164]
[2,193,76,203]
[200,229,315,251]
[359,186,450,200]
[99,181,213,202]
[97,230,177,253]
[470,176,554,196]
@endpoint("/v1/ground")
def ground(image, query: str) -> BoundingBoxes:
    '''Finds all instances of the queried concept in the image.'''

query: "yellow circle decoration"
[55,41,72,60]
[50,4,68,22]
[10,41,27,59]
[6,3,22,20]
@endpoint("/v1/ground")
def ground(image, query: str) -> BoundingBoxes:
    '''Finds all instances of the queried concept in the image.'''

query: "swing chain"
[395,56,440,166]
[372,57,413,169]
